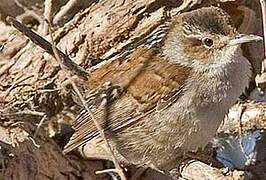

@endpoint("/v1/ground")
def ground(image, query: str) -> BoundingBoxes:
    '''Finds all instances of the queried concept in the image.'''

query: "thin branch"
[95,169,117,174]
[34,115,47,138]
[53,0,78,25]
[9,110,45,116]
[43,0,53,35]
[6,16,88,80]
[46,21,127,180]
[29,137,41,148]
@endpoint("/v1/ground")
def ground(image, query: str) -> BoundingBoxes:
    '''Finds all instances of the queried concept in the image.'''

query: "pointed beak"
[228,34,263,46]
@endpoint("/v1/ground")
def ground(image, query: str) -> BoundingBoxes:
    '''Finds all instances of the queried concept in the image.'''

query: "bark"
[0,0,264,179]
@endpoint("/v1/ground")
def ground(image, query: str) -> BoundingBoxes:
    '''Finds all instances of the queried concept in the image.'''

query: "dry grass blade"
[5,16,88,80]
[5,15,126,180]
[46,21,127,180]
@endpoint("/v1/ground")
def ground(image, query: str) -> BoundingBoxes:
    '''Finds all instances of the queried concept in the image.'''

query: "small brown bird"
[64,6,262,171]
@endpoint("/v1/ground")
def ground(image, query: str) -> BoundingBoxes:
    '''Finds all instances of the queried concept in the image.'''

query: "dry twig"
[46,21,127,180]
[53,0,78,25]
[6,16,88,80]
[7,15,127,179]
[43,0,53,35]
[33,115,47,138]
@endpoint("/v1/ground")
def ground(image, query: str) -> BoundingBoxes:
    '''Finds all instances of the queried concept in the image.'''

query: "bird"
[63,6,262,172]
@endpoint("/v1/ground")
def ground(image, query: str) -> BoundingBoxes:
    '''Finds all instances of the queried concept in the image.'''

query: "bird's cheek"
[184,45,214,64]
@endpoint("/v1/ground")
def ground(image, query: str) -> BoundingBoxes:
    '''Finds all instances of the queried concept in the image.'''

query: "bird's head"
[162,6,262,68]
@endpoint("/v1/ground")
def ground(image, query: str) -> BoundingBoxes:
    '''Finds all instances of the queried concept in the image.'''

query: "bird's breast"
[161,53,251,152]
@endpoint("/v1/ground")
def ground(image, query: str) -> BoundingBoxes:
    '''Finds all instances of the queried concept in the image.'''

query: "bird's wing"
[64,47,191,153]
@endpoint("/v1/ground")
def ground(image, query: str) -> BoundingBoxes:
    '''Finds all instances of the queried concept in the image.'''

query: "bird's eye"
[202,37,214,48]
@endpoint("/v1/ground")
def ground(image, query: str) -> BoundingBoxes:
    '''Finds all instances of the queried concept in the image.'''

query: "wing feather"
[64,48,191,153]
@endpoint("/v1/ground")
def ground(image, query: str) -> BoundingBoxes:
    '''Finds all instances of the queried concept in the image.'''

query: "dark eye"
[202,37,214,48]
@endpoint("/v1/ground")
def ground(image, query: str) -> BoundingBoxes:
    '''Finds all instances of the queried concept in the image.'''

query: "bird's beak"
[228,34,263,46]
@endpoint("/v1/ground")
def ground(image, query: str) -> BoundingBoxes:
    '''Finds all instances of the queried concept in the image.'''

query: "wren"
[64,6,262,172]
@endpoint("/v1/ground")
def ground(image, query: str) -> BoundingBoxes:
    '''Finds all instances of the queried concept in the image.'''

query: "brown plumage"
[64,6,261,172]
